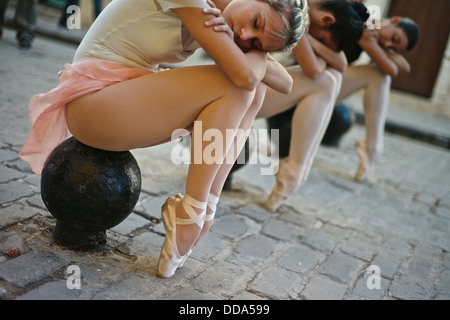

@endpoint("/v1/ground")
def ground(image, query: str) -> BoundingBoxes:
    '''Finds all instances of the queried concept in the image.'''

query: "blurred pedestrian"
[0,0,38,49]
[59,0,102,28]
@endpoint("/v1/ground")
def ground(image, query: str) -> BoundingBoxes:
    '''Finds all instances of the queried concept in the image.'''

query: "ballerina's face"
[223,0,288,52]
[377,20,409,52]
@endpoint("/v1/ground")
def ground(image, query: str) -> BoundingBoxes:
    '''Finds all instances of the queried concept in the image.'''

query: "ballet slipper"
[157,195,206,278]
[354,139,372,181]
[264,160,300,211]
[178,193,219,269]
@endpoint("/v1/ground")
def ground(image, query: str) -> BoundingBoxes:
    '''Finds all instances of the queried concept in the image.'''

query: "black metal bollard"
[41,137,141,249]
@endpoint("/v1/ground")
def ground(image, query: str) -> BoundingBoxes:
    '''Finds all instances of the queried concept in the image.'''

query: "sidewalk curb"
[354,112,450,150]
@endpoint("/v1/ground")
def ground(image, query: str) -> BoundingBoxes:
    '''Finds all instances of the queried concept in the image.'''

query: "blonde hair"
[260,0,309,51]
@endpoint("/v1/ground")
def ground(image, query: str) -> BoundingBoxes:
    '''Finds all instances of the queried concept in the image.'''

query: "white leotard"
[73,0,209,70]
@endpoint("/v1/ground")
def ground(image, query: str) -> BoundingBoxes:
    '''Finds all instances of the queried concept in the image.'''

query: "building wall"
[354,0,449,118]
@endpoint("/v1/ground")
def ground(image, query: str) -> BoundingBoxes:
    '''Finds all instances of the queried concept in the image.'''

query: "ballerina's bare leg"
[67,64,263,255]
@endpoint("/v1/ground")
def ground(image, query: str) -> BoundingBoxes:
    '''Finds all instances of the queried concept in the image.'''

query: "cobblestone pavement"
[1,21,450,301]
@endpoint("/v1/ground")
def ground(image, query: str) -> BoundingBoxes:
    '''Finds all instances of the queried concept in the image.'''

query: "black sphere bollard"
[41,137,141,249]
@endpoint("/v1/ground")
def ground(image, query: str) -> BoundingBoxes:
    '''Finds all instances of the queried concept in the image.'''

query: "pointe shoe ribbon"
[157,195,206,278]
[177,193,219,269]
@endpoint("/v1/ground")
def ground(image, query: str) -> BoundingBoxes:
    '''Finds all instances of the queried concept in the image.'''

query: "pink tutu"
[19,60,153,174]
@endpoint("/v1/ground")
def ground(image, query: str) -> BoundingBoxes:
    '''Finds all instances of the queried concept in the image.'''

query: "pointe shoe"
[354,140,372,181]
[264,160,300,211]
[173,193,190,269]
[177,193,218,269]
[157,195,206,278]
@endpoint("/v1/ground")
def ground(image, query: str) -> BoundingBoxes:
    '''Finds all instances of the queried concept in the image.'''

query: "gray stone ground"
[1,5,450,302]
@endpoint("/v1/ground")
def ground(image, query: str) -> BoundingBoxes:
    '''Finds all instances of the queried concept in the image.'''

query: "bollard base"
[53,221,107,250]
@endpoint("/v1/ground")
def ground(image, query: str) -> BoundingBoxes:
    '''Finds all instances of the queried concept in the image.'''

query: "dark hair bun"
[350,2,370,22]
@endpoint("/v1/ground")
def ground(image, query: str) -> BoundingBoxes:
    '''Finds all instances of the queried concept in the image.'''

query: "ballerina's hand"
[203,0,234,39]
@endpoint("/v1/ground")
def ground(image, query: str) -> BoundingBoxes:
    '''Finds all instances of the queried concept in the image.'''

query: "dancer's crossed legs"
[194,83,268,246]
[257,66,342,210]
[66,65,262,257]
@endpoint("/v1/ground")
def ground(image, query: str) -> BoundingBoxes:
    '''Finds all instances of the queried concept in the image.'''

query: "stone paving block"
[301,275,347,300]
[111,212,152,235]
[439,270,450,297]
[25,194,49,212]
[23,174,40,188]
[390,256,437,300]
[0,250,68,288]
[0,203,40,228]
[248,267,304,300]
[0,285,8,299]
[234,234,276,259]
[371,252,403,280]
[0,231,26,255]
[0,149,18,163]
[415,192,439,207]
[133,193,167,220]
[165,287,220,300]
[190,260,254,299]
[382,237,412,257]
[121,231,164,257]
[276,205,318,230]
[321,223,355,242]
[93,275,166,300]
[0,179,36,205]
[414,242,443,262]
[440,192,450,209]
[64,254,142,294]
[7,159,34,174]
[0,166,26,183]
[301,231,336,253]
[434,205,450,218]
[340,236,378,262]
[318,252,365,284]
[236,203,271,223]
[231,290,267,300]
[140,174,185,198]
[277,245,325,275]
[226,252,263,269]
[301,177,350,209]
[261,218,303,243]
[419,216,450,251]
[16,281,83,300]
[212,214,248,239]
[353,272,389,300]
[191,231,227,263]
